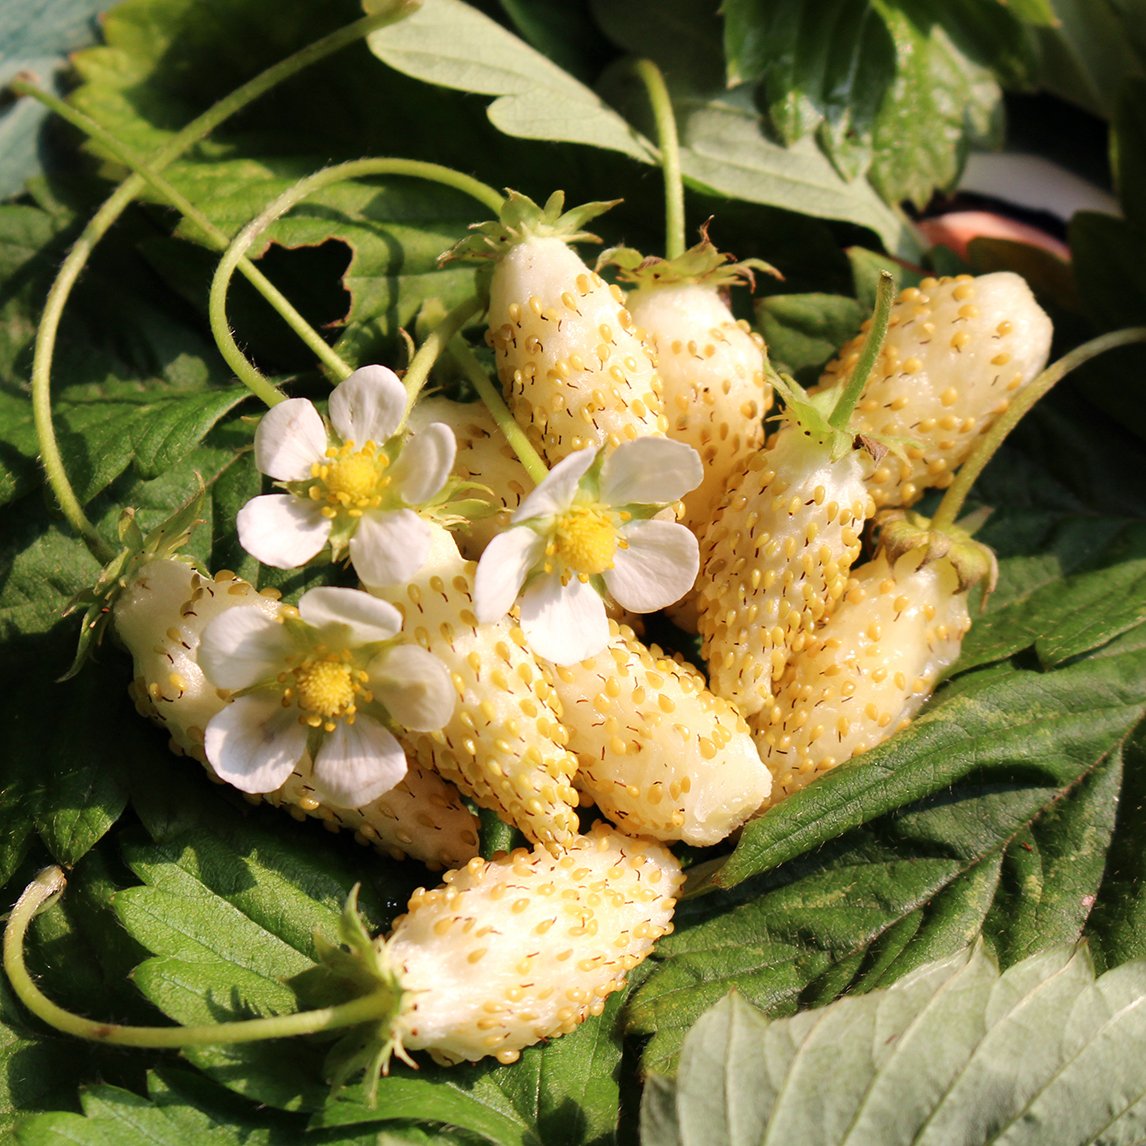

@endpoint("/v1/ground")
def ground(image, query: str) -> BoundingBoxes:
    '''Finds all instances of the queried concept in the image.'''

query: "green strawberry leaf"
[365,0,655,164]
[629,637,1146,1071]
[641,944,1146,1146]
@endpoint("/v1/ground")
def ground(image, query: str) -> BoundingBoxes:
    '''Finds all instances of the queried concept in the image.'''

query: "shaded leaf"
[642,944,1146,1146]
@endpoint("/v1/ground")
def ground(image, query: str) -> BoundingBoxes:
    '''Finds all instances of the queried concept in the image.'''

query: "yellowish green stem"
[448,338,548,486]
[209,159,503,393]
[633,58,685,261]
[4,868,396,1049]
[400,295,485,426]
[829,270,895,434]
[931,326,1146,532]
[19,7,412,558]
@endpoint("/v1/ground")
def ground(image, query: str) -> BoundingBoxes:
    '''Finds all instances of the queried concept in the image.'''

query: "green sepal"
[439,188,620,264]
[287,884,408,1099]
[597,228,781,290]
[872,507,999,598]
[60,484,207,680]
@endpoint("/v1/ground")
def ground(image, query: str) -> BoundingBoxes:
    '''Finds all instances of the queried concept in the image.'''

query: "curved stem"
[448,338,548,486]
[22,8,410,554]
[399,295,485,425]
[829,270,895,433]
[4,868,396,1049]
[209,160,503,391]
[931,326,1146,532]
[633,58,685,260]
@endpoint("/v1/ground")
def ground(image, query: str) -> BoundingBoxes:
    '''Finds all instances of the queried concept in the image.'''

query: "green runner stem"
[448,338,548,486]
[209,159,502,393]
[3,867,397,1049]
[633,59,685,260]
[20,7,413,559]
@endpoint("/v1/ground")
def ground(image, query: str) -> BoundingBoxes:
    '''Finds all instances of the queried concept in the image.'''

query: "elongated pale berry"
[407,395,531,559]
[752,525,982,805]
[696,425,875,718]
[446,191,667,466]
[814,272,1053,508]
[381,821,683,1065]
[372,524,582,852]
[626,280,771,535]
[489,236,666,465]
[114,559,480,869]
[550,620,772,845]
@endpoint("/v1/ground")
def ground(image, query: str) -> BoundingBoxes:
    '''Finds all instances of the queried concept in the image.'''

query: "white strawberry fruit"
[381,820,683,1065]
[113,558,480,869]
[752,510,992,805]
[371,523,583,853]
[445,190,667,466]
[407,394,532,560]
[550,620,772,845]
[813,272,1053,508]
[695,402,876,719]
[603,237,776,536]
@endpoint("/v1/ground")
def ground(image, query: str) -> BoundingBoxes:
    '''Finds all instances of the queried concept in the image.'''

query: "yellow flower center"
[308,441,390,518]
[292,656,362,729]
[551,505,618,576]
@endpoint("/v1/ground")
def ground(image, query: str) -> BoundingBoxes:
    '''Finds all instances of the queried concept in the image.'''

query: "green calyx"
[62,486,207,680]
[873,508,998,597]
[440,189,620,264]
[597,227,780,291]
[770,269,899,464]
[289,884,411,1095]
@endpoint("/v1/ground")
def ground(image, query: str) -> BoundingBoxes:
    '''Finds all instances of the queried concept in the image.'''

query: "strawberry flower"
[237,365,456,589]
[197,586,453,807]
[473,437,703,664]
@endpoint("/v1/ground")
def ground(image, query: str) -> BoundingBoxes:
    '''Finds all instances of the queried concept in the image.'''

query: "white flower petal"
[519,573,609,665]
[328,365,406,446]
[473,526,546,622]
[237,494,331,569]
[599,437,704,506]
[203,693,307,794]
[368,644,455,731]
[309,717,407,807]
[199,607,294,691]
[390,422,456,505]
[298,585,401,645]
[254,398,327,481]
[350,509,431,590]
[513,447,597,521]
[605,518,699,612]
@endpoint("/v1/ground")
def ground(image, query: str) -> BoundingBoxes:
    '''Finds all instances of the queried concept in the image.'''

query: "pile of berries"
[103,190,1053,1071]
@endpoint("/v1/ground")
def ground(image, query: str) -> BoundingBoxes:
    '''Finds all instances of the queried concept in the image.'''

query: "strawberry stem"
[208,158,504,395]
[828,270,896,433]
[15,6,417,562]
[400,295,485,425]
[632,59,685,260]
[930,325,1146,532]
[448,338,550,486]
[3,867,399,1050]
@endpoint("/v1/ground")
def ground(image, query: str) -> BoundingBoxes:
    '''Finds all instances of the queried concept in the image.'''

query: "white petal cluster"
[198,586,454,807]
[473,437,703,663]
[237,365,456,589]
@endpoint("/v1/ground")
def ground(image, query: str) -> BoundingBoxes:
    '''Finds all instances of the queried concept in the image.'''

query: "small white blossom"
[198,586,454,807]
[473,437,703,664]
[237,365,456,589]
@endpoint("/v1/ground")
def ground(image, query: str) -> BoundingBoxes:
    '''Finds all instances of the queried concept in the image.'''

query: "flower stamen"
[552,505,617,575]
[308,441,391,516]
